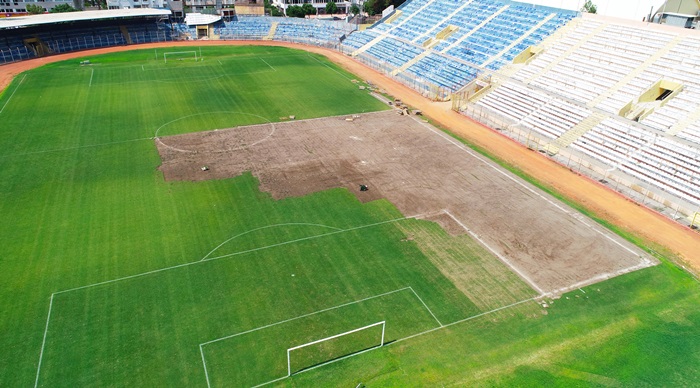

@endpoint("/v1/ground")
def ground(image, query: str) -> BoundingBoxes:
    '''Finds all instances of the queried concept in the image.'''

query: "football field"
[0,46,699,387]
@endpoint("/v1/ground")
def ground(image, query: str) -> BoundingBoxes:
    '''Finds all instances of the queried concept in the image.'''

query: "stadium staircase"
[412,0,475,44]
[353,0,437,56]
[392,51,430,75]
[440,4,510,54]
[352,33,386,56]
[384,10,403,24]
[264,22,278,40]
[587,34,686,109]
[543,112,606,155]
[523,22,608,84]
[480,14,555,69]
[119,26,133,44]
[532,14,580,51]
[668,104,700,136]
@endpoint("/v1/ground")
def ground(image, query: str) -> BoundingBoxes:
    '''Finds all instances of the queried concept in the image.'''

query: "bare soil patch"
[157,110,655,296]
[3,40,698,273]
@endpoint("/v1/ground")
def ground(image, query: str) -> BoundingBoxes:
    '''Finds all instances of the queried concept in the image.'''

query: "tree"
[349,3,360,16]
[581,0,597,14]
[84,0,107,9]
[325,0,338,16]
[286,5,305,18]
[49,3,78,12]
[26,3,45,14]
[301,3,315,17]
[270,6,283,16]
[363,0,375,16]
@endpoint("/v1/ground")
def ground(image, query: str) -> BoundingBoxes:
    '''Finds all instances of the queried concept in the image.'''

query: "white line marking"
[393,297,536,344]
[142,65,145,71]
[251,375,288,388]
[34,293,54,388]
[0,74,27,115]
[55,216,418,295]
[307,54,352,81]
[200,344,212,388]
[443,209,546,296]
[89,68,94,87]
[1,137,153,159]
[153,111,275,151]
[259,57,276,72]
[200,287,411,346]
[409,286,442,327]
[411,116,641,257]
[250,296,536,388]
[217,60,222,65]
[200,223,343,261]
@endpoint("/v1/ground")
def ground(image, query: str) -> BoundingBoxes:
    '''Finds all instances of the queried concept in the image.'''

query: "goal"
[163,51,198,64]
[286,321,386,376]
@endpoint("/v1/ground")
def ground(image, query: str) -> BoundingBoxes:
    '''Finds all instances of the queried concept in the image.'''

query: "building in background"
[1,0,83,14]
[650,0,700,28]
[106,0,166,9]
[272,0,358,17]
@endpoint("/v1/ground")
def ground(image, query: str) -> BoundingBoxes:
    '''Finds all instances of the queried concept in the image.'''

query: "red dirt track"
[2,40,698,271]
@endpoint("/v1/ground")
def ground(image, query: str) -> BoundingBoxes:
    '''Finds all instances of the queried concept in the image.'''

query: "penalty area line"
[54,215,424,295]
[0,73,27,115]
[442,209,546,296]
[392,297,536,345]
[410,116,641,258]
[34,293,55,388]
[199,287,411,346]
[259,57,276,72]
[248,297,535,388]
[409,286,442,327]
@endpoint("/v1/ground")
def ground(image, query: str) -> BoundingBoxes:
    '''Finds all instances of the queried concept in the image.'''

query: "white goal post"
[163,51,198,63]
[286,321,386,376]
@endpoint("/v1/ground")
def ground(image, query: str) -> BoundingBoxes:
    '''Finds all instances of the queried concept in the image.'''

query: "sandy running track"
[1,40,698,271]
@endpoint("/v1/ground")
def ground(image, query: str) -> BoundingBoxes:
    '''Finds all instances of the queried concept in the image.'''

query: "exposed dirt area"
[2,40,698,274]
[157,111,654,296]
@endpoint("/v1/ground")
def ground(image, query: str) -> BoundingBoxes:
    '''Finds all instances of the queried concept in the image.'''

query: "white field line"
[409,286,442,327]
[392,297,536,344]
[34,293,55,388]
[200,217,411,264]
[153,110,273,139]
[54,216,418,295]
[89,68,94,87]
[442,209,546,296]
[200,287,411,347]
[252,345,383,388]
[217,60,222,65]
[0,74,27,115]
[411,116,642,257]
[251,297,536,388]
[259,57,276,72]
[545,257,657,297]
[307,54,353,81]
[142,65,145,71]
[200,344,212,388]
[1,137,153,159]
[200,223,343,261]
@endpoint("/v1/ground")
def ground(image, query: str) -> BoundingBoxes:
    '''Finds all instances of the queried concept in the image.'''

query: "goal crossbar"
[286,320,385,376]
[163,51,198,63]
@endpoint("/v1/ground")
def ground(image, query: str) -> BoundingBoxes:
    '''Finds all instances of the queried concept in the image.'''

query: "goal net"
[286,321,386,376]
[163,51,198,64]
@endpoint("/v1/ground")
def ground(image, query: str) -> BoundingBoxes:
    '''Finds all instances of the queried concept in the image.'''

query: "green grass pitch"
[0,46,699,387]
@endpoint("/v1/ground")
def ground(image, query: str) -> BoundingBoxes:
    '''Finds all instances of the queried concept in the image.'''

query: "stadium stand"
[468,15,700,208]
[342,0,576,97]
[0,10,173,63]
[2,1,699,216]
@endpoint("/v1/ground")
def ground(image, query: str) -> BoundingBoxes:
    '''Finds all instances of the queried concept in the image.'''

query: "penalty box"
[199,287,441,388]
